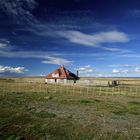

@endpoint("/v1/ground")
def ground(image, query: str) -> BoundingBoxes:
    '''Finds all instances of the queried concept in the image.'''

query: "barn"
[45,65,79,84]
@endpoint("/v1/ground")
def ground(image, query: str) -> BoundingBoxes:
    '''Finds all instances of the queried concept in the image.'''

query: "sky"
[0,0,140,77]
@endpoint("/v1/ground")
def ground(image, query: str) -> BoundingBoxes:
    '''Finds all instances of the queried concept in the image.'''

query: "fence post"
[87,87,88,95]
[99,87,101,96]
[124,87,126,96]
[80,86,82,94]
[40,83,41,92]
[67,85,68,95]
[121,87,123,96]
[92,87,94,95]
[126,87,128,96]
[106,87,108,96]
[19,83,20,93]
[9,83,11,93]
[119,87,121,95]
[54,84,56,93]
[45,83,47,93]
[136,86,137,96]
[112,87,114,96]
[129,87,131,96]
[132,87,134,96]
[123,87,124,96]
[23,83,25,93]
[59,84,61,93]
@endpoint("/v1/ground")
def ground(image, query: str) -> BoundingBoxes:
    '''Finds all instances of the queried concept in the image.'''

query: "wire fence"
[0,82,140,97]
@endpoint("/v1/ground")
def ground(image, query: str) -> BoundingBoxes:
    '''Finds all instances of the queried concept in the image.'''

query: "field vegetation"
[0,77,140,140]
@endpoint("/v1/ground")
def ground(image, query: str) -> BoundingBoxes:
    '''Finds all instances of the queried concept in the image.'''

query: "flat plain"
[0,77,140,140]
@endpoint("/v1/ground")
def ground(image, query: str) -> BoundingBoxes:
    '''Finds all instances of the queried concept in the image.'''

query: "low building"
[45,65,79,84]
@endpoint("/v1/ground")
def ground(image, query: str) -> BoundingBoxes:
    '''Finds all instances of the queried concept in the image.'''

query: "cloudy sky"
[0,0,140,77]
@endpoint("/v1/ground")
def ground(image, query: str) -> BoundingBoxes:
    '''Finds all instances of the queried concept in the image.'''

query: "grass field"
[0,77,140,140]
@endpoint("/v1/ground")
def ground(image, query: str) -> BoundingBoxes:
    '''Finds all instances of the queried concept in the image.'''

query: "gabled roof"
[46,65,79,80]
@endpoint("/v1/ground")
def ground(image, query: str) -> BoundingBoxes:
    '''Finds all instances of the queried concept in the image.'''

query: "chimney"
[77,70,79,77]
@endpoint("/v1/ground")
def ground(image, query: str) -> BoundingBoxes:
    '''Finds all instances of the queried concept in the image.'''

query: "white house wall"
[45,79,77,84]
[45,79,48,83]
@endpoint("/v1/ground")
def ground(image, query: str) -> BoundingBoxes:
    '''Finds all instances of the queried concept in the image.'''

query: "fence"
[0,82,140,97]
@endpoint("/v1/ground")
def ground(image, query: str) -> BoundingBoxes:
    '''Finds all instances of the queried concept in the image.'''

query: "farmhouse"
[45,65,79,84]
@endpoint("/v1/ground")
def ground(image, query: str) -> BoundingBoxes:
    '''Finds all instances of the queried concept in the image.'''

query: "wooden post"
[121,87,123,95]
[46,83,48,93]
[53,83,56,93]
[112,87,114,96]
[59,84,61,94]
[80,86,82,94]
[40,83,42,92]
[66,85,68,95]
[99,87,101,96]
[87,87,88,95]
[73,85,74,94]
[123,87,125,96]
[131,87,133,96]
[92,87,94,95]
[10,83,11,93]
[18,82,21,93]
[136,86,137,96]
[23,83,25,93]
[106,87,108,96]
[58,84,61,94]
[130,87,131,96]
[124,87,126,96]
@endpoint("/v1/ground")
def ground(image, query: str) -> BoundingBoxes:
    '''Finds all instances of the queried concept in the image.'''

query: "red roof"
[46,65,79,80]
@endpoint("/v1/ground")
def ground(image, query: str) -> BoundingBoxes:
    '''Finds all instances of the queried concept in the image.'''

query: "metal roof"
[46,65,79,80]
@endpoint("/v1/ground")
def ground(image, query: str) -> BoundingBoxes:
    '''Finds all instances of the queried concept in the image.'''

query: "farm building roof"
[46,65,79,80]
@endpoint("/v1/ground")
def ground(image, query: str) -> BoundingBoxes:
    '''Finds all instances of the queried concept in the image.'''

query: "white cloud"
[110,64,133,68]
[121,69,129,74]
[74,65,94,76]
[0,43,72,66]
[0,65,28,74]
[0,0,38,24]
[135,68,140,73]
[85,65,91,68]
[0,39,11,50]
[42,57,72,65]
[110,64,140,76]
[97,73,103,77]
[104,47,121,52]
[112,68,129,75]
[58,30,129,47]
[112,69,120,74]
[120,54,140,58]
[0,43,7,48]
[0,49,56,59]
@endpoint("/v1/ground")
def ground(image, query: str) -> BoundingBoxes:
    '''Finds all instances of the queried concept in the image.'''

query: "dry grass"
[0,77,140,139]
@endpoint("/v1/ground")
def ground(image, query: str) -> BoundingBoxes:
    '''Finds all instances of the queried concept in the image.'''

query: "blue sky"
[0,0,140,77]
